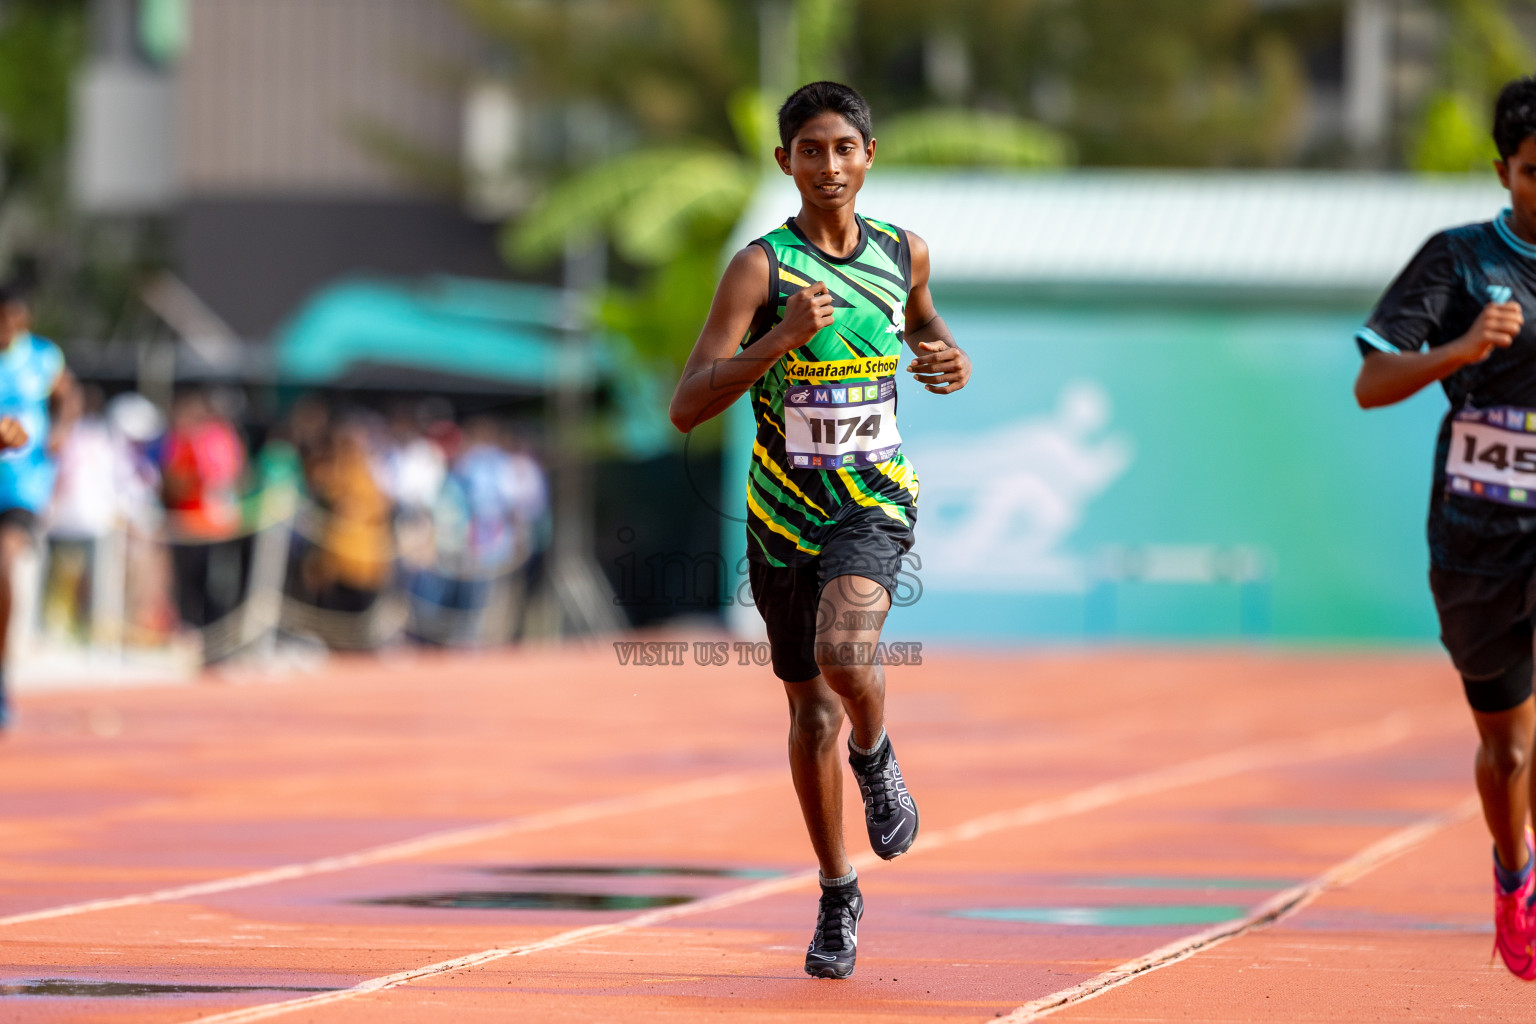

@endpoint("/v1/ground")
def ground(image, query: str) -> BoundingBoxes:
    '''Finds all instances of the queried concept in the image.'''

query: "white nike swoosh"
[809,953,839,961]
[881,820,910,844]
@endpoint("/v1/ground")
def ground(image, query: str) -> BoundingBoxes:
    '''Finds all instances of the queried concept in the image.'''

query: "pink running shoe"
[1494,836,1536,981]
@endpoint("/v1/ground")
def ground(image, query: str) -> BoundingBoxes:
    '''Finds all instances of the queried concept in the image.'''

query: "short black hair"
[777,81,872,151]
[0,279,29,309]
[1495,76,1536,160]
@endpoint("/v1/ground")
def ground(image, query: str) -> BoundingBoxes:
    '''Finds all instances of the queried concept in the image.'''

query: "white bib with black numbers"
[782,376,902,470]
[1446,405,1536,507]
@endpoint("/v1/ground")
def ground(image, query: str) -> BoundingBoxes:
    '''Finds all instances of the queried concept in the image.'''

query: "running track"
[0,644,1531,1021]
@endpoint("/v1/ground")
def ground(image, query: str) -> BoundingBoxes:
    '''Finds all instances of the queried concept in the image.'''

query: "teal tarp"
[274,275,670,456]
[275,277,572,390]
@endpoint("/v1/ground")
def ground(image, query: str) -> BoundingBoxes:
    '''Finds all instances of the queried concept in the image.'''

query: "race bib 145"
[1447,405,1536,507]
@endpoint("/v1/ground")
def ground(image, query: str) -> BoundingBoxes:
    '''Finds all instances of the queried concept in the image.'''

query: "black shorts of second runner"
[0,507,38,536]
[1430,565,1536,713]
[748,504,915,684]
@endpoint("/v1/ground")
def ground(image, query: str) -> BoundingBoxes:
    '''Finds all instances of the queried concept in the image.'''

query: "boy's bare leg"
[1474,698,1536,871]
[781,574,897,879]
[784,675,851,880]
[814,573,890,750]
[0,523,32,727]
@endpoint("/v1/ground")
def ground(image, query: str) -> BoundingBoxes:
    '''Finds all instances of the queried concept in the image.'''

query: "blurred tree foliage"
[854,0,1319,168]
[0,0,159,342]
[1412,0,1532,172]
[0,0,86,220]
[452,0,1069,382]
[451,0,1536,383]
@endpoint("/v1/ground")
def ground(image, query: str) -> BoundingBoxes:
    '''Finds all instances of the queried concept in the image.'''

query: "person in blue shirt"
[0,278,79,729]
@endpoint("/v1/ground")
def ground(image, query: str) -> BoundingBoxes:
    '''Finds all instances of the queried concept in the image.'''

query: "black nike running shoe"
[804,882,863,979]
[849,733,919,859]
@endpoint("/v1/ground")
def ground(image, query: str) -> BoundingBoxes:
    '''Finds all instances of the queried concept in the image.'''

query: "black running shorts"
[748,503,915,683]
[0,507,38,536]
[1430,565,1536,713]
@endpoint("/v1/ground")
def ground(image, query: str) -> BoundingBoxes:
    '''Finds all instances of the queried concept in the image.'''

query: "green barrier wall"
[723,295,1447,642]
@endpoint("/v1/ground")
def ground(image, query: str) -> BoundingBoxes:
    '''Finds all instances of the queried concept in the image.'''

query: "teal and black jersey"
[742,214,920,567]
[1359,212,1536,573]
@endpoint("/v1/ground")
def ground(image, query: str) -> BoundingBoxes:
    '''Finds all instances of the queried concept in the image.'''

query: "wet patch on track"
[951,904,1250,926]
[1071,875,1297,890]
[481,864,781,879]
[358,890,695,911]
[0,979,338,998]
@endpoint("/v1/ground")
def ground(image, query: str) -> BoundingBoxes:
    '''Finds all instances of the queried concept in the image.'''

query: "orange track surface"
[0,644,1529,1022]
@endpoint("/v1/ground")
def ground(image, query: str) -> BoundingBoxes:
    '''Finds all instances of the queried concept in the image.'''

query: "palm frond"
[506,146,755,267]
[612,151,756,263]
[877,108,1072,168]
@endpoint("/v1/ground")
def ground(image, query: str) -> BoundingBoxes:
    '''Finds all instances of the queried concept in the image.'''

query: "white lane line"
[998,794,1482,1022]
[0,773,768,929]
[885,710,1423,856]
[182,710,1438,1024]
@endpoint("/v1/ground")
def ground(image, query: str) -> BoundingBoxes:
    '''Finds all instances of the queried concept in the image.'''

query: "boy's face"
[775,111,874,212]
[1496,135,1536,225]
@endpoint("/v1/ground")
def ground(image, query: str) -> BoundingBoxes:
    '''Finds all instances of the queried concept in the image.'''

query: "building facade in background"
[725,171,1507,642]
[74,0,510,339]
[66,0,1532,338]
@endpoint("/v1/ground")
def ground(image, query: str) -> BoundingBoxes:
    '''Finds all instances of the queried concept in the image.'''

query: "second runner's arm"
[669,245,834,432]
[901,232,971,395]
[1355,301,1523,408]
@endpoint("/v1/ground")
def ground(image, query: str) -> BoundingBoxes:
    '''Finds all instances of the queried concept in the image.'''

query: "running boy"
[0,278,78,729]
[1355,76,1536,978]
[670,82,970,979]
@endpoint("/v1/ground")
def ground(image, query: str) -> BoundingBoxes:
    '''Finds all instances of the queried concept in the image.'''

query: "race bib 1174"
[783,376,902,470]
[1446,405,1536,507]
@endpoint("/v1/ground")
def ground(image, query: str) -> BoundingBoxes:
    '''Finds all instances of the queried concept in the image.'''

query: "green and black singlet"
[742,214,920,568]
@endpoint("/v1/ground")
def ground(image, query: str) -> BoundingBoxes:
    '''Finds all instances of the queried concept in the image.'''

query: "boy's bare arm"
[1356,301,1523,408]
[669,245,834,432]
[901,232,970,395]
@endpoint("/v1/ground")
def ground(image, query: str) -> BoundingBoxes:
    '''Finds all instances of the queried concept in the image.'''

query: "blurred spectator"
[162,390,244,538]
[49,386,118,538]
[44,386,120,640]
[286,394,331,470]
[425,414,463,465]
[300,417,392,612]
[43,388,171,645]
[504,429,550,563]
[504,430,550,635]
[407,417,539,645]
[105,392,176,644]
[454,417,521,574]
[376,404,447,516]
[254,424,304,500]
[161,390,246,627]
[376,404,446,591]
[16,384,557,659]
